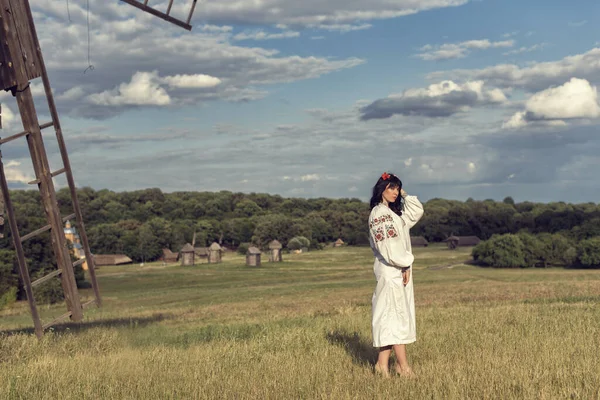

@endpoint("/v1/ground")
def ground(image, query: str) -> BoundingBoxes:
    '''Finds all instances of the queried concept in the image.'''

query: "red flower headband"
[381,172,391,180]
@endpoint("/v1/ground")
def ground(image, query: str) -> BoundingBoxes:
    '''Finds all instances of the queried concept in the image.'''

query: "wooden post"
[0,0,83,321]
[22,0,102,307]
[0,152,43,338]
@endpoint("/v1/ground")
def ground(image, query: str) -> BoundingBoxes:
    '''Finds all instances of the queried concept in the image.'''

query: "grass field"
[1,244,600,399]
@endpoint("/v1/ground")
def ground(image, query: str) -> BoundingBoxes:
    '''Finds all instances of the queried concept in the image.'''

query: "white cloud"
[200,25,233,33]
[88,71,171,106]
[503,43,547,56]
[415,39,514,61]
[162,74,222,89]
[3,161,34,184]
[27,2,365,119]
[57,86,87,102]
[360,80,507,120]
[192,0,470,30]
[233,30,300,41]
[568,20,587,28]
[1,103,16,129]
[315,23,372,32]
[300,174,320,182]
[404,157,413,167]
[427,47,600,92]
[503,78,600,129]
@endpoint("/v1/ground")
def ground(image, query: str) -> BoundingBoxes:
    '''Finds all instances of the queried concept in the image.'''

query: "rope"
[83,0,95,74]
[65,0,72,22]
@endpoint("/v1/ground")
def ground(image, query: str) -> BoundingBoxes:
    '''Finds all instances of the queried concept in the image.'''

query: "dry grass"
[1,245,600,399]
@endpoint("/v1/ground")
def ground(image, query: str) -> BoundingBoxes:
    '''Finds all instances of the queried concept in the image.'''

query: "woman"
[368,172,424,378]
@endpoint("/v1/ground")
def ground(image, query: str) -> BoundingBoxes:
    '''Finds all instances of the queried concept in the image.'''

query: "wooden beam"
[82,299,97,309]
[0,122,54,145]
[0,129,30,145]
[42,311,72,330]
[72,258,86,267]
[20,223,51,242]
[186,0,197,25]
[39,121,54,130]
[0,151,43,338]
[31,269,62,288]
[120,0,192,31]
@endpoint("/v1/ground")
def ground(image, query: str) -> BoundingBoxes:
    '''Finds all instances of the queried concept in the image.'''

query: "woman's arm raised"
[400,191,424,229]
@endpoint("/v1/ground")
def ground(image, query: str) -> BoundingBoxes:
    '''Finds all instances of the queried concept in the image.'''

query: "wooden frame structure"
[120,0,198,31]
[0,0,101,338]
[0,0,197,338]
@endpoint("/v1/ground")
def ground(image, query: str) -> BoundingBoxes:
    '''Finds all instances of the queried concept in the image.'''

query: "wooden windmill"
[0,0,197,337]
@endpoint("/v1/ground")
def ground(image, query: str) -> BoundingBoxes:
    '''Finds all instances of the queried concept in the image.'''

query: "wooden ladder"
[0,0,101,338]
[120,0,198,31]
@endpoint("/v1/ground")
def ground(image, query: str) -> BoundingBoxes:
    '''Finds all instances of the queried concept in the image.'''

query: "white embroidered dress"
[368,195,424,347]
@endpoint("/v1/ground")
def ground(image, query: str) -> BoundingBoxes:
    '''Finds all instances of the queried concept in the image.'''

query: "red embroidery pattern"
[372,226,385,242]
[370,213,398,243]
[369,214,393,228]
[385,223,398,238]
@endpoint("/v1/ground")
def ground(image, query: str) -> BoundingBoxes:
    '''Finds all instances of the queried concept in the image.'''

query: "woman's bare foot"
[395,365,416,378]
[374,363,391,378]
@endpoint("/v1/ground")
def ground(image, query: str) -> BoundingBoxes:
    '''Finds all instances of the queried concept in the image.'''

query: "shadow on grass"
[326,330,377,367]
[0,313,170,336]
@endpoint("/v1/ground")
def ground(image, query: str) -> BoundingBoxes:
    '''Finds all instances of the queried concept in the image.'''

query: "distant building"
[246,246,261,267]
[208,242,222,263]
[445,236,481,249]
[268,240,283,262]
[64,220,88,270]
[194,247,210,261]
[93,254,133,266]
[410,236,429,247]
[334,238,345,247]
[180,243,195,266]
[162,248,179,263]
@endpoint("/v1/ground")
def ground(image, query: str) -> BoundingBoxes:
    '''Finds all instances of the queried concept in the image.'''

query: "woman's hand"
[402,268,410,286]
[400,188,407,198]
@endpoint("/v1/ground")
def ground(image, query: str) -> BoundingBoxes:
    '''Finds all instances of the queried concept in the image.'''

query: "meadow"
[1,245,600,399]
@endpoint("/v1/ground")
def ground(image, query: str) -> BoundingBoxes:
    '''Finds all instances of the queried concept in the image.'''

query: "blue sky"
[2,0,600,203]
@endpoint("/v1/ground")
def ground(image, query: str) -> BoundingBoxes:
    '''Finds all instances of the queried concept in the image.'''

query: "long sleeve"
[400,195,424,229]
[369,206,414,268]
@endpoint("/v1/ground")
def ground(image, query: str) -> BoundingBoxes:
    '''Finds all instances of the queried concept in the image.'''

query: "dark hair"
[369,173,403,215]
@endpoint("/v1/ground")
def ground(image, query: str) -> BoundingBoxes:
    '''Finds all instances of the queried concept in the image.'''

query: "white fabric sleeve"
[369,208,414,268]
[400,195,424,229]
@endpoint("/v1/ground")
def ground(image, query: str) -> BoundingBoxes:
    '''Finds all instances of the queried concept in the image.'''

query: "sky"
[1,0,600,204]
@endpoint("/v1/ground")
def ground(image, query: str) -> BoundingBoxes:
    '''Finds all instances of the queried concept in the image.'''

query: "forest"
[1,187,600,304]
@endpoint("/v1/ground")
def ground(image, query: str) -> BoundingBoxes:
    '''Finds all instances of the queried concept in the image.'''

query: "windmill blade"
[120,0,197,31]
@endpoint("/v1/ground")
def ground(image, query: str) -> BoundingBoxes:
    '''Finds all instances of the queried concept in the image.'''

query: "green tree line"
[472,233,600,269]
[2,189,600,305]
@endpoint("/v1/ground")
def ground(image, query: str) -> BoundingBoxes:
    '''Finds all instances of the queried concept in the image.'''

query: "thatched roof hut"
[445,235,481,249]
[162,248,179,263]
[246,246,261,267]
[334,238,344,247]
[194,247,209,258]
[180,243,195,266]
[269,240,282,249]
[268,240,283,262]
[208,242,222,264]
[93,254,133,266]
[410,236,429,247]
